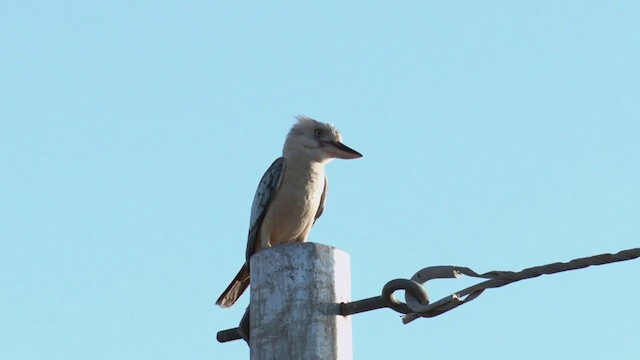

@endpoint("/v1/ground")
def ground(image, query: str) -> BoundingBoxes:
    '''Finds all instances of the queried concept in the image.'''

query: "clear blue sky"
[1,1,638,359]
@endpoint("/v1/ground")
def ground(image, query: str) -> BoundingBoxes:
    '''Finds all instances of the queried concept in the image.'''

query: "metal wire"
[217,247,640,343]
[394,248,639,323]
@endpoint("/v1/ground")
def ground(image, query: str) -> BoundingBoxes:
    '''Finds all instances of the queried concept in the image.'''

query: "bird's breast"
[259,163,325,248]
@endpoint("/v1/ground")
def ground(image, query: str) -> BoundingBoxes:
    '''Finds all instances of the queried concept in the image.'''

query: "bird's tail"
[216,264,250,308]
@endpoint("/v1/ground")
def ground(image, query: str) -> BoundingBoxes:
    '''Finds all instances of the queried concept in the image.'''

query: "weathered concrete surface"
[250,242,352,360]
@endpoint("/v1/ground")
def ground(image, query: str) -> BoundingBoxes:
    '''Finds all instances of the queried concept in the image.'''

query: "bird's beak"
[323,141,363,159]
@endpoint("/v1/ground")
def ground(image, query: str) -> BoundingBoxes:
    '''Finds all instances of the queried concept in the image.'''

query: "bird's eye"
[314,129,322,137]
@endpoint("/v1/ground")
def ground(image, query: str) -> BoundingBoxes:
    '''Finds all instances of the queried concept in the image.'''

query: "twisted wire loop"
[218,248,639,343]
[398,248,640,324]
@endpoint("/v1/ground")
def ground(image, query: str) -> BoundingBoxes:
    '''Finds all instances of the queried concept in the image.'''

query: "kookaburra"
[216,116,362,307]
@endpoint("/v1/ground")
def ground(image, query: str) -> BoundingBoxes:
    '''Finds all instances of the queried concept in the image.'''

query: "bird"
[216,115,362,308]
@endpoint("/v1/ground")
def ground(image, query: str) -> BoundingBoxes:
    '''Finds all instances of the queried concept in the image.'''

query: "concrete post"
[249,242,352,360]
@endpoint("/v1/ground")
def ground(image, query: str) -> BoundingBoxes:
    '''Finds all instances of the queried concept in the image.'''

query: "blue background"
[2,1,638,359]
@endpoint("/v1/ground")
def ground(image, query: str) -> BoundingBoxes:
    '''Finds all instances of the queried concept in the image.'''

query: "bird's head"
[283,116,363,163]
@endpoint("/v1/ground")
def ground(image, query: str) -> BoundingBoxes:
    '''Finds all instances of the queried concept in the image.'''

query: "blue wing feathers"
[245,157,286,262]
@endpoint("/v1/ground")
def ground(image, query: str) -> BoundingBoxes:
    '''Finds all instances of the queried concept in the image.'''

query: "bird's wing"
[313,175,328,224]
[245,157,287,262]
